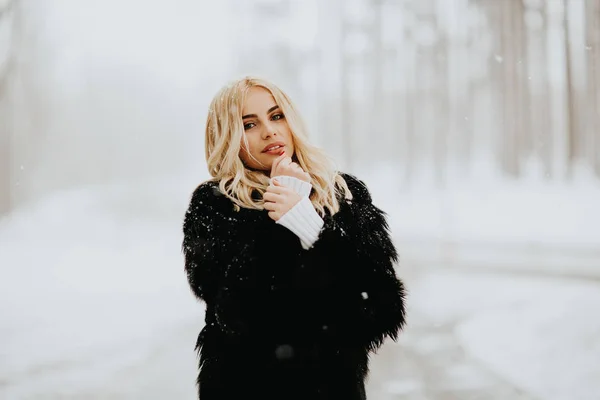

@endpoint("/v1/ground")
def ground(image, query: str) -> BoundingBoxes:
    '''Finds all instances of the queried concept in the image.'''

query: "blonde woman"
[182,76,406,400]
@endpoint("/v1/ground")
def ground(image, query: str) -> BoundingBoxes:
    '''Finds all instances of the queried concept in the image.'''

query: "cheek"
[283,126,294,142]
[244,140,261,157]
[240,136,254,152]
[239,149,255,168]
[284,131,294,149]
[239,139,262,164]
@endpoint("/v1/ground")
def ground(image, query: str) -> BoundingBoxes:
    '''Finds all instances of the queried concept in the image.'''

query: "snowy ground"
[363,161,600,249]
[405,267,600,400]
[1,177,599,399]
[0,179,203,398]
[363,162,600,279]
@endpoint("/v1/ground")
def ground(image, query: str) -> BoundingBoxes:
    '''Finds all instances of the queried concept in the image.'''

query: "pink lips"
[262,142,285,153]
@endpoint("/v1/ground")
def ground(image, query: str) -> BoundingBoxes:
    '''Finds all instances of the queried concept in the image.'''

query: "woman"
[182,76,406,400]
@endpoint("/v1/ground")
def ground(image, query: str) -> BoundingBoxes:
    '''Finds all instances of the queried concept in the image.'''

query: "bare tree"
[525,0,553,178]
[499,0,525,177]
[422,0,447,186]
[585,0,600,177]
[0,0,16,215]
[564,0,580,178]
[399,1,417,187]
[482,0,515,177]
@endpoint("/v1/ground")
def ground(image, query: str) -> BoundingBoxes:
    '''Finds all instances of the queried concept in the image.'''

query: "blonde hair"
[204,75,351,216]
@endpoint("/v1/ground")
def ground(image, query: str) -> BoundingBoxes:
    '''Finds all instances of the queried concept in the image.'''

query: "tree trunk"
[0,0,15,215]
[526,0,552,178]
[564,0,578,178]
[585,0,600,177]
[500,0,521,177]
[513,0,530,171]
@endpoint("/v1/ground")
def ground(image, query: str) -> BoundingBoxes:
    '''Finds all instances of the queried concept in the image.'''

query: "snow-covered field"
[410,269,600,400]
[0,178,203,398]
[364,161,600,248]
[362,161,600,278]
[1,173,599,399]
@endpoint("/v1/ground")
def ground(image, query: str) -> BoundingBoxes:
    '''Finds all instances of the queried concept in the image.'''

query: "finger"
[266,185,285,196]
[263,192,282,203]
[263,192,274,202]
[270,153,287,175]
[277,155,291,167]
[270,180,290,193]
[268,210,280,221]
[277,157,292,173]
[270,156,281,176]
[265,199,284,213]
[268,188,291,199]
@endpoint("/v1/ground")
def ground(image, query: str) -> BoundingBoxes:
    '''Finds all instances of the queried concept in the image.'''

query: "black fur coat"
[182,173,406,400]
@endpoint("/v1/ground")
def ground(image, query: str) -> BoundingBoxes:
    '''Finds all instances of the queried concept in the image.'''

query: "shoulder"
[337,172,372,204]
[183,180,240,237]
[187,179,234,214]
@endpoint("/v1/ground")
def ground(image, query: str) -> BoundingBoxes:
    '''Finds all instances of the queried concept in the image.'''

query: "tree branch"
[0,0,14,19]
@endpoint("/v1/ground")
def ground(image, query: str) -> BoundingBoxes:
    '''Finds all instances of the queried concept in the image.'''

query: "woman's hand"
[263,179,302,221]
[270,153,311,183]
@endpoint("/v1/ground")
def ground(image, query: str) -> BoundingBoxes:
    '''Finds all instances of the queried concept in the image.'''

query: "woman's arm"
[182,181,260,336]
[295,174,407,350]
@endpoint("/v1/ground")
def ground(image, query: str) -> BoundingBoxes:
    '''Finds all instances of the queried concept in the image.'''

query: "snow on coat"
[182,172,406,400]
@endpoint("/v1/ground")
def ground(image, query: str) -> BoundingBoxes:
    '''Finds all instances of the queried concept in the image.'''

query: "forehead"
[243,86,276,112]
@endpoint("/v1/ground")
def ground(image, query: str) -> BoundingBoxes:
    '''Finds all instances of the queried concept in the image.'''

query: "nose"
[261,122,278,139]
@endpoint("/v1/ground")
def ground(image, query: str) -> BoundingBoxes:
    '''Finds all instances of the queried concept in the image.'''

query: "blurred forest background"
[0,0,599,248]
[234,0,600,186]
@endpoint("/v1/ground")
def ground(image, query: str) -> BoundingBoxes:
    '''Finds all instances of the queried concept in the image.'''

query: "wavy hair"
[204,76,351,216]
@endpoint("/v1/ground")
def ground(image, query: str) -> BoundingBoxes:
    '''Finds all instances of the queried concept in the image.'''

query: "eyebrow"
[242,105,280,119]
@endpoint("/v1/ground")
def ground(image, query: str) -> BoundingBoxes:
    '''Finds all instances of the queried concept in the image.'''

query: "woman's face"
[239,86,295,172]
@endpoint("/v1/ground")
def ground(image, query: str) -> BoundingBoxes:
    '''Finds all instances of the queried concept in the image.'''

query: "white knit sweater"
[269,175,324,250]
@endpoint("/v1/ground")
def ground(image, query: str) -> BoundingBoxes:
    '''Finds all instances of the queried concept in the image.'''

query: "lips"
[262,142,285,153]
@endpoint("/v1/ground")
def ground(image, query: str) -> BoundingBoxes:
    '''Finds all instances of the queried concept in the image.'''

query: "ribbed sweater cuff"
[270,175,312,197]
[276,196,324,250]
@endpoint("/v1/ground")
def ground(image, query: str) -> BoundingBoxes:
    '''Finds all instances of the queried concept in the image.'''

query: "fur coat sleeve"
[182,173,406,352]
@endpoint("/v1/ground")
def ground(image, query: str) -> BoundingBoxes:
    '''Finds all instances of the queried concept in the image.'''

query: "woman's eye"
[244,122,255,130]
[272,113,284,121]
